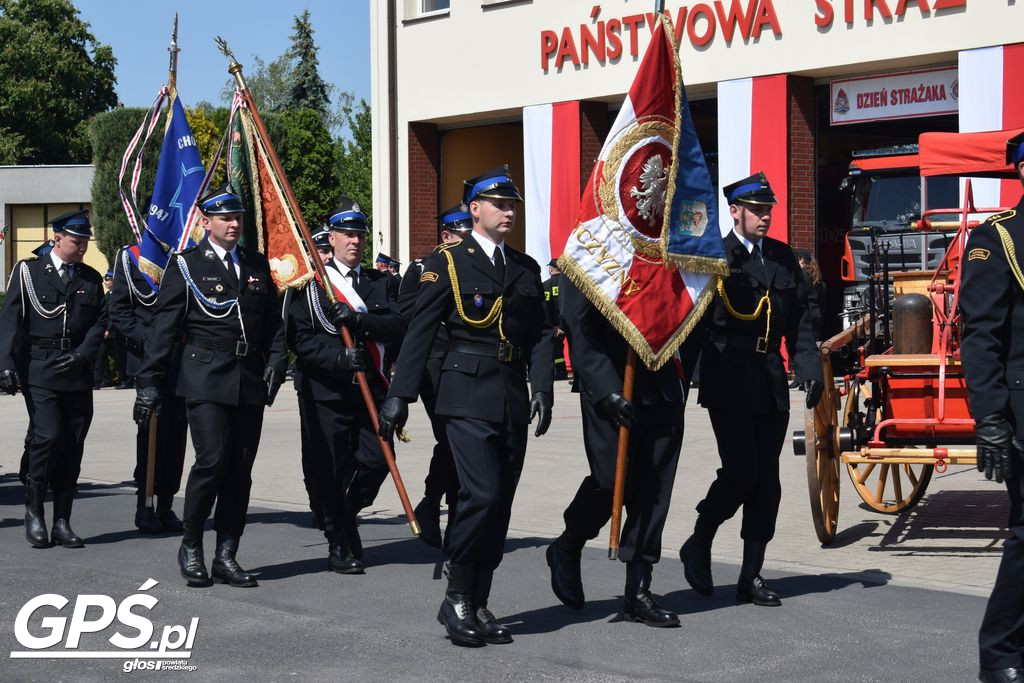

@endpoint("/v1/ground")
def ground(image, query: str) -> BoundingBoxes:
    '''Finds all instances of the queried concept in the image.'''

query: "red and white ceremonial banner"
[558,15,714,371]
[959,43,1024,210]
[523,101,581,267]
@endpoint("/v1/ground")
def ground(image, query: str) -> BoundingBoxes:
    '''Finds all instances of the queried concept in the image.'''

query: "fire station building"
[370,0,1023,325]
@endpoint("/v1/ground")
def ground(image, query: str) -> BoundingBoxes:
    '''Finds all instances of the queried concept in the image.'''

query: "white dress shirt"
[470,230,507,266]
[207,240,241,279]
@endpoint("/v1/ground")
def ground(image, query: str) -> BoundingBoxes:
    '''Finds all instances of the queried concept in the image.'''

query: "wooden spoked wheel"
[805,356,841,545]
[846,460,933,514]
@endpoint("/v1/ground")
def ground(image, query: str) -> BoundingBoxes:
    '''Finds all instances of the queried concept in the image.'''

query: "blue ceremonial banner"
[139,96,205,287]
[660,23,727,276]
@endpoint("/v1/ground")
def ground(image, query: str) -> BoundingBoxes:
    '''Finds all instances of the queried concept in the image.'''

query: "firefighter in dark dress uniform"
[133,185,288,588]
[546,274,700,627]
[679,172,822,606]
[286,198,405,574]
[399,203,474,549]
[108,243,188,534]
[378,167,554,647]
[0,210,108,549]
[961,131,1024,683]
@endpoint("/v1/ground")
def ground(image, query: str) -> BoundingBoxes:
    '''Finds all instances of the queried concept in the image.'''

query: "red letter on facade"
[815,0,835,28]
[541,30,558,70]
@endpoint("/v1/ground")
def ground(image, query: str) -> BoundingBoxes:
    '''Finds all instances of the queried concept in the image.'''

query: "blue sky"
[73,1,370,110]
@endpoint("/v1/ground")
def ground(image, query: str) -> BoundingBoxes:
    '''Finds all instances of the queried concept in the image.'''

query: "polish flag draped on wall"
[523,102,581,268]
[958,43,1024,209]
[558,15,725,371]
[716,75,790,241]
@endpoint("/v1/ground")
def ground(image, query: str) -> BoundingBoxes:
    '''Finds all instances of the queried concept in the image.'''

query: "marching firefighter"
[680,172,822,607]
[133,184,288,588]
[378,167,554,647]
[960,131,1024,683]
[287,198,405,573]
[0,210,108,549]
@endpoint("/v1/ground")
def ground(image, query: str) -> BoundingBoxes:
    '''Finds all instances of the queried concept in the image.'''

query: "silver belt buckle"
[497,342,514,362]
[59,338,72,351]
[234,340,249,356]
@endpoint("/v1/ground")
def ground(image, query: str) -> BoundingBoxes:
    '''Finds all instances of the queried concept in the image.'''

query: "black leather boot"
[679,517,716,597]
[135,493,162,533]
[546,532,585,610]
[51,489,84,548]
[475,569,512,644]
[178,524,211,587]
[736,541,781,606]
[156,495,184,532]
[414,496,443,549]
[327,531,364,574]
[211,534,258,587]
[24,479,49,548]
[622,561,679,627]
[437,562,485,647]
[343,513,363,560]
[979,667,1024,683]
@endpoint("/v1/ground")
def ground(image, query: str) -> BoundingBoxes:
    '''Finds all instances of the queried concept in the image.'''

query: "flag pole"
[215,37,421,538]
[608,348,637,560]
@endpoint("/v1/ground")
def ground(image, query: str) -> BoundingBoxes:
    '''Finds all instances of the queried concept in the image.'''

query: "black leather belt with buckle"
[187,335,253,357]
[449,340,522,362]
[31,337,72,350]
[709,331,779,354]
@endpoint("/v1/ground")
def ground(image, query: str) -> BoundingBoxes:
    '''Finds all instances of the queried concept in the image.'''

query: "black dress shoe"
[546,536,585,610]
[476,607,513,644]
[327,533,364,575]
[211,536,258,587]
[736,576,781,606]
[156,497,184,533]
[414,497,443,549]
[979,667,1024,683]
[437,563,485,647]
[623,561,679,627]
[24,480,49,548]
[679,535,713,597]
[178,525,211,586]
[51,490,84,548]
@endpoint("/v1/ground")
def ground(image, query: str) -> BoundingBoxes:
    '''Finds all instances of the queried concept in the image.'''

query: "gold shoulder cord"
[715,278,772,347]
[994,213,1024,293]
[442,248,507,340]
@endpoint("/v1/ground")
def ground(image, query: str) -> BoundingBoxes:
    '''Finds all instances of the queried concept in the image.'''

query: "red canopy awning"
[918,129,1023,178]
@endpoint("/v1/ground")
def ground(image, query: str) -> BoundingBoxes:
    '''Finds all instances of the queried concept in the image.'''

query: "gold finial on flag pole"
[168,13,180,96]
[215,36,248,91]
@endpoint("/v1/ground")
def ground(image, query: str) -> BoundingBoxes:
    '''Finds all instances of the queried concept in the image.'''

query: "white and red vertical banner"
[716,74,789,243]
[959,43,1024,209]
[523,101,581,268]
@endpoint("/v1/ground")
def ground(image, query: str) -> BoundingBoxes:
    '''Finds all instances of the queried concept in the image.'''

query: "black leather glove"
[530,391,552,437]
[53,352,86,377]
[133,386,162,427]
[802,379,824,409]
[0,368,19,395]
[977,413,1015,483]
[263,366,282,407]
[334,347,368,373]
[329,301,363,334]
[378,396,408,442]
[598,392,637,430]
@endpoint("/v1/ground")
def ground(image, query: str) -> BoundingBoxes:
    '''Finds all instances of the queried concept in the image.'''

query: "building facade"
[370,0,1023,319]
[0,165,105,289]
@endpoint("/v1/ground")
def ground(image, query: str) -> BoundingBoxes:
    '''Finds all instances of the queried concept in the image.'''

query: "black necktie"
[347,269,358,290]
[60,264,73,286]
[493,247,506,284]
[224,252,239,289]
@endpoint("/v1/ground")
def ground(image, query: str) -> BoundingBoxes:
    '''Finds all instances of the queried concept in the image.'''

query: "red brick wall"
[407,121,440,261]
[787,75,816,254]
[579,101,609,190]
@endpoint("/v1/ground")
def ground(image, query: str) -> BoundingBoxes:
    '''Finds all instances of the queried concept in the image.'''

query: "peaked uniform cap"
[723,172,777,206]
[463,165,523,203]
